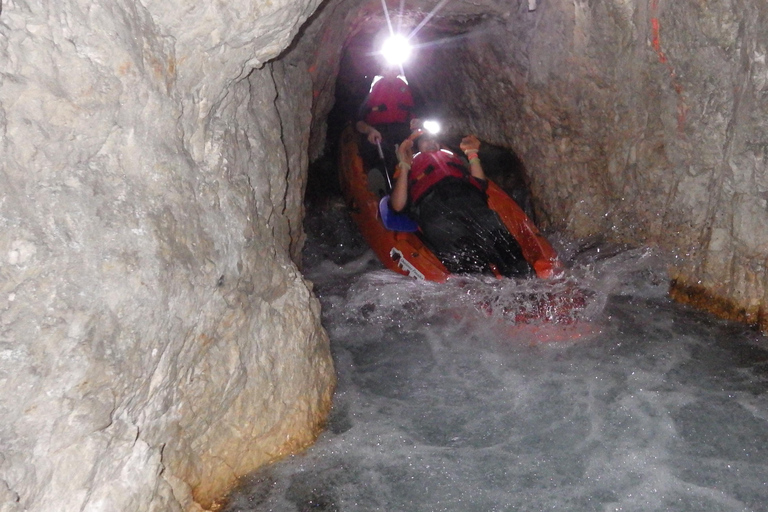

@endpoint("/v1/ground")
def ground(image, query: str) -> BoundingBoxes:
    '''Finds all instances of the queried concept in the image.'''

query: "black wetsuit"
[410,177,532,278]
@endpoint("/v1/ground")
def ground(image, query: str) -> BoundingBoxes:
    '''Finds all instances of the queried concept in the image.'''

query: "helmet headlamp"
[381,34,412,66]
[422,120,441,135]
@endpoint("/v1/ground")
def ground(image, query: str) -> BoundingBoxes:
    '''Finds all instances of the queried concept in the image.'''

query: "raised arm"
[459,135,485,180]
[356,120,382,145]
[391,139,414,212]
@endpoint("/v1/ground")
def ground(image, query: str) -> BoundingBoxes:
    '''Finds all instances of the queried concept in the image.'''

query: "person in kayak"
[356,63,417,177]
[390,130,532,278]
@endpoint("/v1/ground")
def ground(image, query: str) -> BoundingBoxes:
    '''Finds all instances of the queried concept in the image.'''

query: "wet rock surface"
[1,1,333,510]
[304,0,768,329]
[3,0,768,510]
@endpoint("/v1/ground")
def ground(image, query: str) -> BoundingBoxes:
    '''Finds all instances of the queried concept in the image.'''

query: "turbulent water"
[222,199,768,512]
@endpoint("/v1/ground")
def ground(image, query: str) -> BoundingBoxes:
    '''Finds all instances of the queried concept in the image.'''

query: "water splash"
[302,199,668,336]
[306,239,668,350]
[222,202,768,512]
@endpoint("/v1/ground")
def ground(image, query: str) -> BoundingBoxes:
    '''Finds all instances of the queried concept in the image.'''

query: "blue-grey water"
[222,199,768,512]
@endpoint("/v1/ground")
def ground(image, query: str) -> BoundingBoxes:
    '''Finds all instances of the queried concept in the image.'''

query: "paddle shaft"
[376,140,394,191]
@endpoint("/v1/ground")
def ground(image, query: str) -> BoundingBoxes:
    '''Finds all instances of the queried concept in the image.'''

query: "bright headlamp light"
[422,120,441,135]
[381,34,412,66]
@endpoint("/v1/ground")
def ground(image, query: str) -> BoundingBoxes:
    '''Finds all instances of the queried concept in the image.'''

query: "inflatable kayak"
[338,124,563,282]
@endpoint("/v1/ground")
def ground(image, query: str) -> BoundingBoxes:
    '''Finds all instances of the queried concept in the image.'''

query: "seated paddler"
[355,63,415,178]
[390,125,533,278]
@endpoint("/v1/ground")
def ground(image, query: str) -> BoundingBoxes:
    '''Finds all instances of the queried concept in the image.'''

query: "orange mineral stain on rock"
[191,387,334,511]
[670,278,768,333]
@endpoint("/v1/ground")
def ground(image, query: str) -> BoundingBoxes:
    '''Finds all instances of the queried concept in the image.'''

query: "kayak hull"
[338,124,562,281]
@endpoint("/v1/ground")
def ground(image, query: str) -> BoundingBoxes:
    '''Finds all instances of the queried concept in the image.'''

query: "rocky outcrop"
[0,1,334,510]
[401,0,768,330]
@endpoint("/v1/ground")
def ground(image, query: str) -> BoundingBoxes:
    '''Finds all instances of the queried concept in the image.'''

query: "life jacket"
[363,75,414,126]
[408,149,485,204]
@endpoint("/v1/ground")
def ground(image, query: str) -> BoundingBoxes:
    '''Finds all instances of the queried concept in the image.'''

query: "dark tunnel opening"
[305,25,536,223]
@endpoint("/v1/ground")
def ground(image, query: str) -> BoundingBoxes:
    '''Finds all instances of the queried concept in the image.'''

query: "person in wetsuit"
[390,130,532,278]
[355,64,417,179]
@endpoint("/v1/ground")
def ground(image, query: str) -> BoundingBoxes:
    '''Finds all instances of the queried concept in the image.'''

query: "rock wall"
[4,0,768,509]
[0,1,334,511]
[406,0,768,330]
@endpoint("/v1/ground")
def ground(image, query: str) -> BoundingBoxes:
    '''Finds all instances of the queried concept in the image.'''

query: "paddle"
[374,140,419,232]
[375,139,394,191]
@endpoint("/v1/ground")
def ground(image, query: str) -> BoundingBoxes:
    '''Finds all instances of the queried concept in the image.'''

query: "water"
[222,199,768,512]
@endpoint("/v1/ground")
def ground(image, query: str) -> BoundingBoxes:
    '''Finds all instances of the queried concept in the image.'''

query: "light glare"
[381,35,411,66]
[423,120,441,134]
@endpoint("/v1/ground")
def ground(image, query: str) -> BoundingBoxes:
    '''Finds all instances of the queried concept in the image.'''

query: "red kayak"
[338,124,563,282]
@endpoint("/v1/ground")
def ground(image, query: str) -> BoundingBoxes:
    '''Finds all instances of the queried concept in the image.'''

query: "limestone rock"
[5,0,768,510]
[392,0,768,330]
[0,0,333,510]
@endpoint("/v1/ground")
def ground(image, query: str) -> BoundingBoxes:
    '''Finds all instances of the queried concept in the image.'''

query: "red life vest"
[364,75,414,125]
[408,149,485,204]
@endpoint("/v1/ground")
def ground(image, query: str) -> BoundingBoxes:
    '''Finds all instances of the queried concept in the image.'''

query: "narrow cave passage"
[226,86,768,512]
[300,0,768,331]
[215,7,768,510]
[306,24,536,223]
[5,2,768,510]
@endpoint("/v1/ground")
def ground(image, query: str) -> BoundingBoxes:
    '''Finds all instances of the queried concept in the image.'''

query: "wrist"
[398,162,411,171]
